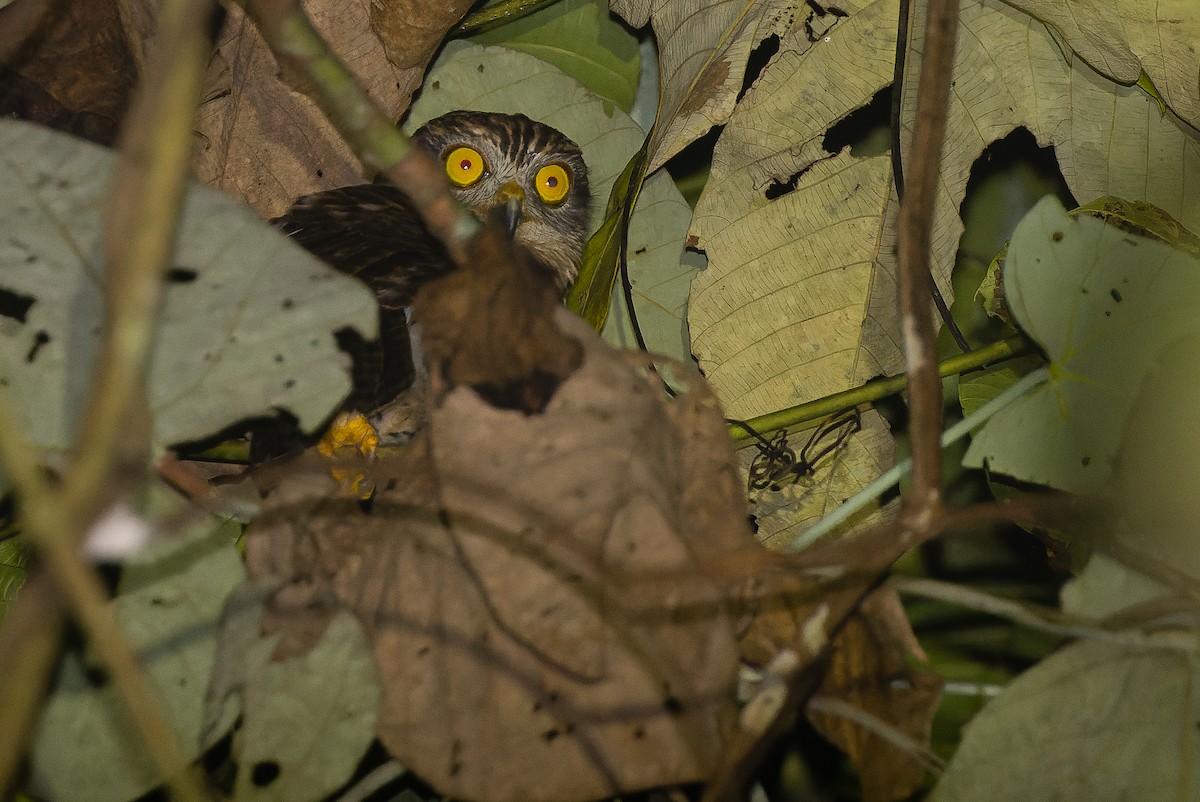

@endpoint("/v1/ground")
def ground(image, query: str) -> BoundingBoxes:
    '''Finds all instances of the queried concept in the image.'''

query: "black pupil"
[460,159,472,171]
[546,175,558,187]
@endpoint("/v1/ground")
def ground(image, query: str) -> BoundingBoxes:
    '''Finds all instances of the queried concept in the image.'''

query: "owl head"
[411,111,591,290]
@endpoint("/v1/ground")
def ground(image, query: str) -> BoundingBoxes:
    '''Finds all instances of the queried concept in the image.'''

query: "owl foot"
[317,412,380,498]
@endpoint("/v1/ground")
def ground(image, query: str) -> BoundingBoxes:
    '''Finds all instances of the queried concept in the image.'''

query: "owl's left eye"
[445,146,487,187]
[534,164,571,204]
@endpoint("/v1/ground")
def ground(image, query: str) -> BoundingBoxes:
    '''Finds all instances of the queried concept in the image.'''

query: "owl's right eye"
[445,146,487,187]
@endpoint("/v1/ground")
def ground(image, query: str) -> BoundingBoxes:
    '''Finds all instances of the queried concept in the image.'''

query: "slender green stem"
[0,0,219,799]
[784,366,1049,552]
[730,334,1033,444]
[892,576,1200,652]
[452,0,563,35]
[247,0,481,262]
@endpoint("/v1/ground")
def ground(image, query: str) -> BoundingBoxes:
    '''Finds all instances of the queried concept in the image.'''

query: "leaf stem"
[784,367,1049,552]
[892,576,1200,652]
[729,334,1032,445]
[451,0,563,35]
[243,0,481,264]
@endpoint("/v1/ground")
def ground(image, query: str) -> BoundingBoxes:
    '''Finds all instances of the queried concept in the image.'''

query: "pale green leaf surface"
[0,119,378,457]
[28,512,244,802]
[686,1,898,539]
[1069,330,1200,604]
[234,610,379,802]
[202,580,379,802]
[601,184,701,361]
[610,0,797,171]
[1001,0,1200,126]
[900,0,1200,312]
[963,197,1200,493]
[469,0,640,111]
[0,535,29,624]
[690,0,901,415]
[931,636,1200,802]
[407,42,695,360]
[1059,553,1173,621]
[957,356,1043,417]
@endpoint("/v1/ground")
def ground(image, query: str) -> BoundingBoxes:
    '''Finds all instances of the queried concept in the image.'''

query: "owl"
[269,111,591,451]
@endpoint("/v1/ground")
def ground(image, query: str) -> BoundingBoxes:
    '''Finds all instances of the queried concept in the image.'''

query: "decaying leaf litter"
[0,0,1195,802]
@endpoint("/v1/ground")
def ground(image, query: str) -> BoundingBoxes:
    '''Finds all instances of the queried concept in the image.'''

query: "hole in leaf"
[739,34,779,101]
[822,85,891,157]
[250,760,280,787]
[26,330,50,363]
[0,288,35,323]
[166,267,198,283]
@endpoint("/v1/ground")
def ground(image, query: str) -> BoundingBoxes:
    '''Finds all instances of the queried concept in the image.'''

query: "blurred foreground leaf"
[0,119,378,463]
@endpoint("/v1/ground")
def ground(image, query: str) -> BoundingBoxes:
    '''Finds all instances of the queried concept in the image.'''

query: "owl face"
[411,111,591,290]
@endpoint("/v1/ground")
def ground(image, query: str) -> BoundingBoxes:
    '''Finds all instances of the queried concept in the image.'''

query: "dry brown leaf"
[192,0,473,218]
[0,0,136,144]
[412,224,583,412]
[246,311,749,800]
[240,226,936,800]
[808,587,942,802]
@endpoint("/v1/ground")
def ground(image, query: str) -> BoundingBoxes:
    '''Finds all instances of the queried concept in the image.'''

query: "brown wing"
[271,184,453,424]
[273,183,456,310]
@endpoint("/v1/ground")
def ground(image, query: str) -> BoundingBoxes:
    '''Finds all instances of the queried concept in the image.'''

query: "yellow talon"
[317,413,379,498]
[317,412,380,459]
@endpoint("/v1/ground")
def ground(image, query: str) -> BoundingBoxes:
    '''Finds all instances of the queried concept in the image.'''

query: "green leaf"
[931,636,1200,802]
[28,505,244,802]
[0,534,29,624]
[963,197,1200,493]
[469,0,640,111]
[203,584,380,802]
[0,119,378,456]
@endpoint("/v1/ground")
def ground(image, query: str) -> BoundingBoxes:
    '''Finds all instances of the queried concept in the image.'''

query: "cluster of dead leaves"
[2,1,941,800]
[241,224,940,801]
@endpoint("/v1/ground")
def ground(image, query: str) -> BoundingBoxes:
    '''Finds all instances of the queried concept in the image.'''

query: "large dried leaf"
[808,588,942,802]
[193,0,473,218]
[240,225,935,800]
[28,502,244,802]
[686,0,898,542]
[611,0,796,171]
[894,0,1200,340]
[246,310,750,801]
[1002,0,1200,126]
[688,0,1195,541]
[0,119,378,457]
[0,0,135,144]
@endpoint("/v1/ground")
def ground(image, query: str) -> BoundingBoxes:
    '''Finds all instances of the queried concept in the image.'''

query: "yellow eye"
[445,146,486,187]
[535,164,571,204]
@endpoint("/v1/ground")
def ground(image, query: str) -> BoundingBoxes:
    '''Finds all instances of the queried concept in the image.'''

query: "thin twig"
[891,576,1198,652]
[728,334,1032,445]
[807,694,946,774]
[784,367,1049,552]
[0,572,64,795]
[242,0,481,265]
[896,0,958,515]
[0,0,219,799]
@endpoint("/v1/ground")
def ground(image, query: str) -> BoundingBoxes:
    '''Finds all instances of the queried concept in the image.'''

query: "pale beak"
[496,182,525,238]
